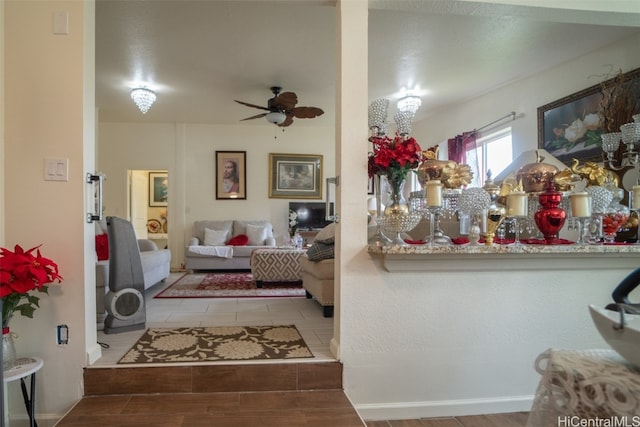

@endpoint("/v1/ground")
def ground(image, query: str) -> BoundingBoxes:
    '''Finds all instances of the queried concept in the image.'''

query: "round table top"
[3,357,43,382]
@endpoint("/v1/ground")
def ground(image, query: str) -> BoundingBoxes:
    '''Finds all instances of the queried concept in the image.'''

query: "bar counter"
[368,243,640,272]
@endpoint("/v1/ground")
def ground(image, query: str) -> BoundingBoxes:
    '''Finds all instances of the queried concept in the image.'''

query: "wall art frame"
[269,153,323,199]
[215,151,247,200]
[148,171,168,207]
[537,67,640,167]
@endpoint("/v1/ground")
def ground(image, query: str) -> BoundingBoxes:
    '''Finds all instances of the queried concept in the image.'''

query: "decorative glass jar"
[602,186,630,243]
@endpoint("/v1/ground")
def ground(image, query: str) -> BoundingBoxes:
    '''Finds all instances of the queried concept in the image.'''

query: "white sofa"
[185,220,276,270]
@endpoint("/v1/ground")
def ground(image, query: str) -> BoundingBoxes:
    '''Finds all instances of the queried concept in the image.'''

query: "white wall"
[3,1,95,424]
[98,122,335,269]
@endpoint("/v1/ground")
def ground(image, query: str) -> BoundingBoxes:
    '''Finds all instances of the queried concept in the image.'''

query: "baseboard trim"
[355,394,534,421]
[329,337,340,359]
[86,342,103,365]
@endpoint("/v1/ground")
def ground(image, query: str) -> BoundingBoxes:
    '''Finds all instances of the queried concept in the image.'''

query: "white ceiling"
[95,0,640,127]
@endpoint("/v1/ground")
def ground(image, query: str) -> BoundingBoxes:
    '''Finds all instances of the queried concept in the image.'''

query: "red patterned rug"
[154,272,305,299]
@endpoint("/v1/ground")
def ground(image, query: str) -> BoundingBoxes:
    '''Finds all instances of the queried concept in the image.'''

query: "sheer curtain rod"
[473,111,516,133]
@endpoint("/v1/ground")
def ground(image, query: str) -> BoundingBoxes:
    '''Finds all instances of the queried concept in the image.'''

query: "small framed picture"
[269,153,323,199]
[149,172,168,207]
[215,151,246,200]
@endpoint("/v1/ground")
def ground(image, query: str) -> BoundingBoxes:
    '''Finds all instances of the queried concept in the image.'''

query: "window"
[466,128,512,187]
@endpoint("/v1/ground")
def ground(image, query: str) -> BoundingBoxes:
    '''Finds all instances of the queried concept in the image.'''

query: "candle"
[426,180,442,207]
[633,185,640,210]
[506,191,527,217]
[570,192,591,218]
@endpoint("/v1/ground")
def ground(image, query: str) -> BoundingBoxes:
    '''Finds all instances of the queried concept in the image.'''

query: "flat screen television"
[289,202,333,230]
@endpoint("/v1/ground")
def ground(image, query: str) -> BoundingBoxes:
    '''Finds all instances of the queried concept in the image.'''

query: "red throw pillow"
[227,234,249,246]
[95,233,109,260]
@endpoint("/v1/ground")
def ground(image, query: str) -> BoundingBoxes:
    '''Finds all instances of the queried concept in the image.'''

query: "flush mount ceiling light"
[396,94,422,114]
[130,87,156,114]
[265,111,286,125]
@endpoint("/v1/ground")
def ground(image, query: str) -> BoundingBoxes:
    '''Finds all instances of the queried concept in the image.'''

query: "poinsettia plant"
[368,133,425,183]
[0,244,63,328]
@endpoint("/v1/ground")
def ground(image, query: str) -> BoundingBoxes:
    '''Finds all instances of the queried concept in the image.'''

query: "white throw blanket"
[187,245,233,258]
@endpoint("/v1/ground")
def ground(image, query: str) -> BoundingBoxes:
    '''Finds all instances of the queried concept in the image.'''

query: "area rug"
[118,325,314,364]
[154,272,305,299]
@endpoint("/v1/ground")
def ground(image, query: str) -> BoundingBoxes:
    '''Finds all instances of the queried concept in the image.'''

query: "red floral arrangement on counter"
[0,244,63,328]
[368,133,425,182]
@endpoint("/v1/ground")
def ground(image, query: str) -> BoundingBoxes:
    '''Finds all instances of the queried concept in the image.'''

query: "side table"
[250,248,306,287]
[3,357,43,427]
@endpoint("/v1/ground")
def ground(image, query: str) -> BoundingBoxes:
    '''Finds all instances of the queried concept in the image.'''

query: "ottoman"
[250,248,305,287]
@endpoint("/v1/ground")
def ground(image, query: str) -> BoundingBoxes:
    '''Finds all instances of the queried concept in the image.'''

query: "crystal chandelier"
[130,87,157,114]
[396,95,422,114]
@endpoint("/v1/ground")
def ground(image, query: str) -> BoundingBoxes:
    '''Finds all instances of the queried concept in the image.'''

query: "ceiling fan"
[235,86,324,127]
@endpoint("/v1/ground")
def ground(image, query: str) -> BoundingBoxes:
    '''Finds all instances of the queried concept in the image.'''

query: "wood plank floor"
[57,395,528,427]
[366,412,529,426]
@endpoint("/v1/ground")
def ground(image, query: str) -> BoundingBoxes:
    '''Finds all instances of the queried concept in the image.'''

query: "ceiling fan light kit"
[235,86,324,127]
[131,87,156,114]
[265,111,286,125]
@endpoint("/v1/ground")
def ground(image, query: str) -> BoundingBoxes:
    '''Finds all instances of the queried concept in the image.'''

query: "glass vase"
[602,187,630,244]
[3,328,17,370]
[383,176,409,216]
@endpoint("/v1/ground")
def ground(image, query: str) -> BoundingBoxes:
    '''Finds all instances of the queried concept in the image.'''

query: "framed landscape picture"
[215,151,246,200]
[269,153,323,199]
[149,172,168,207]
[538,67,640,167]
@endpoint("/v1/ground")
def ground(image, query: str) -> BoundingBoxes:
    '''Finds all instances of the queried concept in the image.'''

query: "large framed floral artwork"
[215,151,246,200]
[537,67,640,167]
[269,153,322,199]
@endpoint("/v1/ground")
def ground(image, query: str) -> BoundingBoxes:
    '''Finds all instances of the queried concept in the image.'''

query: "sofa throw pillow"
[307,241,335,261]
[246,223,268,245]
[204,228,229,246]
[95,233,109,261]
[314,222,336,244]
[227,234,249,246]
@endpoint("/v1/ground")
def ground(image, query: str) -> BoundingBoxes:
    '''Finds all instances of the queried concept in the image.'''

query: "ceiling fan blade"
[234,100,270,111]
[278,114,295,127]
[240,112,268,121]
[272,92,298,111]
[290,107,324,119]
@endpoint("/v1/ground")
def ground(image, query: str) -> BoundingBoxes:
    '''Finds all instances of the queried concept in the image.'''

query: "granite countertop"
[368,243,640,255]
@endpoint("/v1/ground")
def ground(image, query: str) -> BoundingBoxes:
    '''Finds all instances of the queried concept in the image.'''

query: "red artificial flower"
[0,244,63,324]
[368,134,425,181]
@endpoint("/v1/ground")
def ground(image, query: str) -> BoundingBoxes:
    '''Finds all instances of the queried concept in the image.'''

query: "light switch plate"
[44,158,69,181]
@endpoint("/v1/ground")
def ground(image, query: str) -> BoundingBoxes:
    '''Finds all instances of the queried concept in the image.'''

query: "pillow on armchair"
[314,223,336,244]
[307,241,335,261]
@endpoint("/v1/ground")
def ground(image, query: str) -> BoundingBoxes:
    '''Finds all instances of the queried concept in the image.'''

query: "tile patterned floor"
[94,272,335,366]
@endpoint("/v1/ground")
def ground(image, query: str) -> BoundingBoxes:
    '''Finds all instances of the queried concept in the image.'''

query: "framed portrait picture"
[215,151,246,200]
[538,67,640,167]
[269,153,323,199]
[149,172,168,207]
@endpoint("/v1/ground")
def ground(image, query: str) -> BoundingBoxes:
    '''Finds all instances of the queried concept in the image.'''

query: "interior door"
[128,170,149,239]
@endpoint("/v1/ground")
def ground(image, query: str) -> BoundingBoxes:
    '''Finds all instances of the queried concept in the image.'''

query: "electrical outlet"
[57,324,69,345]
